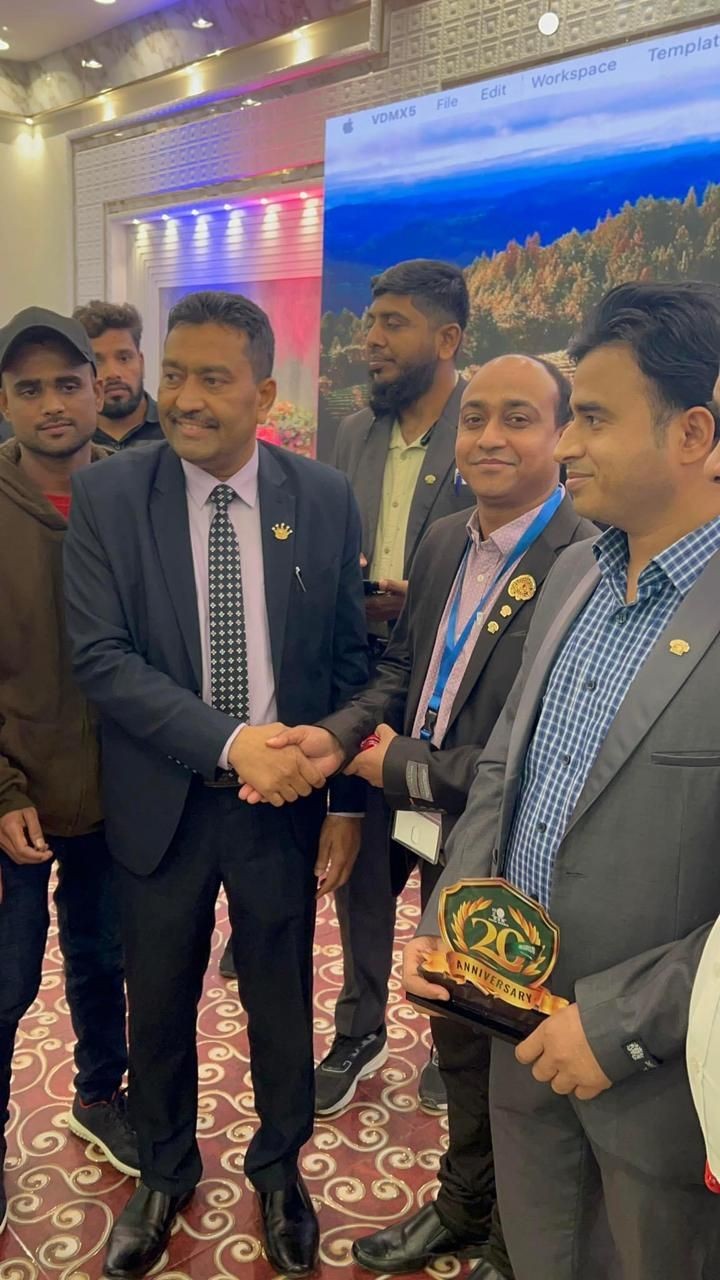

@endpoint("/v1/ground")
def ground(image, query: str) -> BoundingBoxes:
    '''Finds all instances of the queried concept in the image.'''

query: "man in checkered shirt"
[406,281,720,1280]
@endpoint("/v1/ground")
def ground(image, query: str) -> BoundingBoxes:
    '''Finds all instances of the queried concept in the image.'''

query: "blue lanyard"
[420,487,564,741]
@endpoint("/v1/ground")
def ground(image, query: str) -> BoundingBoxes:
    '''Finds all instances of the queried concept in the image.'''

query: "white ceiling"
[0,0,181,62]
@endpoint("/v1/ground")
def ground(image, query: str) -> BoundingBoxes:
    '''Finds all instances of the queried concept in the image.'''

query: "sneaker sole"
[67,1112,141,1179]
[315,1043,389,1117]
[418,1097,449,1116]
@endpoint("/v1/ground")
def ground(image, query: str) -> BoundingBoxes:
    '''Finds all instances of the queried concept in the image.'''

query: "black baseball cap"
[0,306,96,376]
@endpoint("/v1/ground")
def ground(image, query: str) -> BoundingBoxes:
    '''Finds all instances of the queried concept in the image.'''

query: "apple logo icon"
[342,117,354,134]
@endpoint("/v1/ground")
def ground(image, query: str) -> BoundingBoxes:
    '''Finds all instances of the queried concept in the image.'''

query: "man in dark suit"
[63,291,368,1280]
[315,260,476,1114]
[268,355,597,1280]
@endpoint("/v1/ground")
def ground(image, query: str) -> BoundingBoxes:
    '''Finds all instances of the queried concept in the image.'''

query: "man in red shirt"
[0,308,138,1236]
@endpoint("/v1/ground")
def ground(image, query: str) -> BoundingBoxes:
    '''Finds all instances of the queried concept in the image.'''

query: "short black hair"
[528,356,572,427]
[166,291,275,381]
[371,259,470,333]
[569,281,720,424]
[74,300,143,349]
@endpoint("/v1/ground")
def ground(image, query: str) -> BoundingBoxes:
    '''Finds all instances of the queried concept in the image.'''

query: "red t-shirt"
[45,493,72,521]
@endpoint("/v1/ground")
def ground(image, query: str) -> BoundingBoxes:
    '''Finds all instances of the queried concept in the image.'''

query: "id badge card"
[392,810,442,864]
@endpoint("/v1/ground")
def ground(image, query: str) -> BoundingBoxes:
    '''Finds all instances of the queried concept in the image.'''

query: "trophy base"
[410,971,547,1044]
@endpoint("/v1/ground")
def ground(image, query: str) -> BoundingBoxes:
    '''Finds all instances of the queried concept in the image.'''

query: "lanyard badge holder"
[419,486,564,743]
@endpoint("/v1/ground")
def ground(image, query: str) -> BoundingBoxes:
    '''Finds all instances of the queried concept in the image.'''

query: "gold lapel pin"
[271,522,293,541]
[500,605,512,618]
[487,620,500,634]
[424,473,437,485]
[508,574,536,601]
[669,638,690,656]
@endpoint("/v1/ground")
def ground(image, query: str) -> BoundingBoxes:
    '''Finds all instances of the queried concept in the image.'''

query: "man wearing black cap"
[0,308,139,1236]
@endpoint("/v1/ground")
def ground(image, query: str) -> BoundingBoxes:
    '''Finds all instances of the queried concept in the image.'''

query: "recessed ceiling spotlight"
[0,38,10,51]
[260,198,269,205]
[299,191,309,199]
[161,213,170,221]
[538,10,560,34]
[94,1,117,6]
[242,97,260,107]
[223,202,232,210]
[82,59,104,69]
[191,208,200,215]
[192,17,214,29]
[132,218,140,225]
[25,116,33,125]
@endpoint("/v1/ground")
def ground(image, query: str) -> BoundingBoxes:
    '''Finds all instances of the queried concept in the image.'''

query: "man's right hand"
[0,806,53,865]
[237,726,344,805]
[229,723,327,808]
[402,935,451,1002]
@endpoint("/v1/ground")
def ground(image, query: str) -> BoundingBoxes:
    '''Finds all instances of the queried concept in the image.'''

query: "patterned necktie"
[208,483,250,721]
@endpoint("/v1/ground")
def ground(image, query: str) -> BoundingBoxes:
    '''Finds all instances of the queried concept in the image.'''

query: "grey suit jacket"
[333,379,474,575]
[422,536,720,1182]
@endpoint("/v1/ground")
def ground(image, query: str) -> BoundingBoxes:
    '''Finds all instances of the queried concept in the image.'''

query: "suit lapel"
[497,561,601,854]
[258,446,296,684]
[407,518,469,724]
[445,531,558,737]
[352,415,392,566]
[150,448,204,691]
[403,381,464,571]
[565,550,720,836]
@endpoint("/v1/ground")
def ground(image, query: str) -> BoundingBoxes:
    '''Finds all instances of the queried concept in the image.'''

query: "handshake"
[227,722,398,807]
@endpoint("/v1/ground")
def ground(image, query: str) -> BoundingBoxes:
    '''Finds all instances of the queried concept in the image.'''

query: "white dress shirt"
[182,449,277,768]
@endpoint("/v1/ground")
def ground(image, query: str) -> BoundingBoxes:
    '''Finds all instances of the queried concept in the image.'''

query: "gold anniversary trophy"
[411,878,568,1043]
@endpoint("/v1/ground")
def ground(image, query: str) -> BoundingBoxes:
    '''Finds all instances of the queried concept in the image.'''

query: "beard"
[102,383,145,421]
[369,357,438,417]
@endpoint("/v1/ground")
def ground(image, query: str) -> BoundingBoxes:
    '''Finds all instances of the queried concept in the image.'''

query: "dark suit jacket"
[333,379,475,576]
[321,495,597,857]
[63,440,368,875]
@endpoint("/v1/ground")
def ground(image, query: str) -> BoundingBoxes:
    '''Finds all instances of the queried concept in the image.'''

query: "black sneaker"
[418,1046,447,1113]
[315,1028,388,1116]
[69,1090,141,1178]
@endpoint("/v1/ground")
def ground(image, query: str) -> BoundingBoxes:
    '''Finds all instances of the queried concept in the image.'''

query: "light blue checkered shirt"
[504,517,720,907]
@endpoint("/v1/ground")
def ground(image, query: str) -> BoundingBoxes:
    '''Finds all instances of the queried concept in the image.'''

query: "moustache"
[169,414,220,430]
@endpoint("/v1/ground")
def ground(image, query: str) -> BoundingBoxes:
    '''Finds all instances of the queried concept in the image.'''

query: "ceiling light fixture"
[223,203,232,210]
[260,198,269,205]
[0,38,9,51]
[161,213,170,221]
[132,219,140,225]
[81,59,104,69]
[538,10,560,34]
[25,116,33,125]
[94,1,117,6]
[192,17,214,29]
[299,191,309,199]
[191,208,200,215]
[242,97,260,106]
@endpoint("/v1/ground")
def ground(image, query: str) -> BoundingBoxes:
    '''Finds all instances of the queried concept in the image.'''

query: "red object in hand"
[705,1162,720,1193]
[360,735,380,752]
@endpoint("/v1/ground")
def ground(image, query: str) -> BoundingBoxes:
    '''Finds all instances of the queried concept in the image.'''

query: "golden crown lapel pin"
[508,574,536,602]
[500,604,513,618]
[272,522,293,541]
[424,473,437,485]
[487,620,500,634]
[669,638,690,656]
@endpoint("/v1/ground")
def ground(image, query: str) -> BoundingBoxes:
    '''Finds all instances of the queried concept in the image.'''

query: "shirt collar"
[389,420,429,452]
[594,516,720,597]
[466,493,556,555]
[182,445,259,511]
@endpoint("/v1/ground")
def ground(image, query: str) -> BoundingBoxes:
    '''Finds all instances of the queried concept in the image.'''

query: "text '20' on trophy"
[411,878,568,1043]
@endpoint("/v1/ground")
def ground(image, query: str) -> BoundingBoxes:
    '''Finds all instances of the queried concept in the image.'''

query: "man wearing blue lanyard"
[267,353,597,1279]
[405,282,720,1280]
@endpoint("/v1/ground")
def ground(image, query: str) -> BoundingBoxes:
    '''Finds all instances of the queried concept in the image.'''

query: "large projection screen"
[317,20,720,459]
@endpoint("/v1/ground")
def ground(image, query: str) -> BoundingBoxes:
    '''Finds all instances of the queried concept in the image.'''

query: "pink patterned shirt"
[412,500,548,746]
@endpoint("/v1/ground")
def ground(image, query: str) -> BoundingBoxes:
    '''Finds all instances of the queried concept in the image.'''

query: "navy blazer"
[64,440,368,874]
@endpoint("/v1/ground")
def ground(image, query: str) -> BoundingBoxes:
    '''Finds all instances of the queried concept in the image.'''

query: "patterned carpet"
[1,876,456,1280]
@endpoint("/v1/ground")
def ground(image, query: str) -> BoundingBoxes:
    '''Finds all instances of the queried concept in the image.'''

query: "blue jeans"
[0,828,127,1149]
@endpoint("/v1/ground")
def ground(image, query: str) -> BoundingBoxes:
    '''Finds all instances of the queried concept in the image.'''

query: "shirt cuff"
[219,724,245,772]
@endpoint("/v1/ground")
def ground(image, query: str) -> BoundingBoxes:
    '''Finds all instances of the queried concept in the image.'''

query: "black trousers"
[115,781,317,1196]
[0,830,127,1156]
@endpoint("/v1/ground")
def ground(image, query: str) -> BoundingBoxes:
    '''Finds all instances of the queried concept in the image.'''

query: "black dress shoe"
[352,1202,488,1274]
[258,1177,319,1276]
[467,1261,512,1280]
[104,1182,194,1279]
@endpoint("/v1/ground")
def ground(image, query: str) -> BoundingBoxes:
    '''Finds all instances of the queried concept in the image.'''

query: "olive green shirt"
[369,420,429,583]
